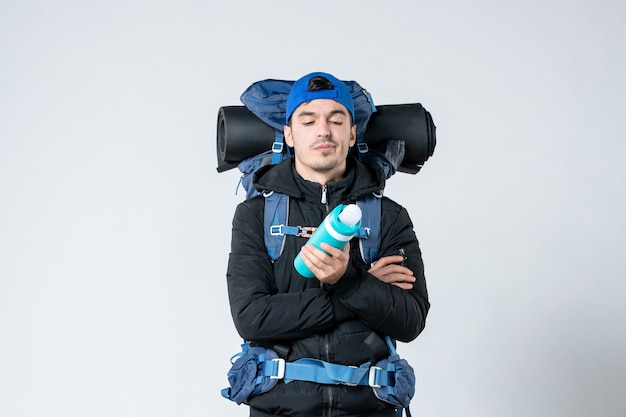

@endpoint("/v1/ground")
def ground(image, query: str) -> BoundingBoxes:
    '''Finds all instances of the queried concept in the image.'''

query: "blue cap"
[285,71,355,124]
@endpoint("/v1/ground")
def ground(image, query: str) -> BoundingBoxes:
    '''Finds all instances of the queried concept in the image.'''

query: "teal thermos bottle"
[294,204,362,278]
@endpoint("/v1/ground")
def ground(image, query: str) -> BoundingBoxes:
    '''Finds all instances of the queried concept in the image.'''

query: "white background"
[1,1,625,416]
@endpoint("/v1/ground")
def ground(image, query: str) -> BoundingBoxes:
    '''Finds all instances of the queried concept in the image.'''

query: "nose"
[317,120,331,138]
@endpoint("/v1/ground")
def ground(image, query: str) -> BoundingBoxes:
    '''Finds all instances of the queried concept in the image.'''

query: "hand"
[299,242,350,285]
[368,255,415,290]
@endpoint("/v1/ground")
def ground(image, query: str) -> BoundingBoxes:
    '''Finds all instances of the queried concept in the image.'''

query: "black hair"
[307,76,334,91]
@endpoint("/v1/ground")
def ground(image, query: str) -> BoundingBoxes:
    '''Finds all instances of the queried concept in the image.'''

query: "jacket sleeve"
[327,201,430,343]
[226,200,338,342]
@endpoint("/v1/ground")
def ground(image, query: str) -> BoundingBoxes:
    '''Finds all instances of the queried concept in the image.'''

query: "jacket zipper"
[319,163,339,415]
[324,333,332,416]
[320,184,329,292]
[327,385,333,417]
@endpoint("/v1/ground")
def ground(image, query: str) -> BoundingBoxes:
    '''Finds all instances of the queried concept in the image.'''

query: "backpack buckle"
[297,226,317,238]
[368,366,383,388]
[270,225,284,236]
[272,141,284,153]
[269,358,286,380]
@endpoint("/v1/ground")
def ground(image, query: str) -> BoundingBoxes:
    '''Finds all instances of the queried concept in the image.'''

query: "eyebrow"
[296,109,348,118]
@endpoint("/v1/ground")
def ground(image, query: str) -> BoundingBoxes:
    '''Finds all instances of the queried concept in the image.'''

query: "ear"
[349,124,356,147]
[284,125,294,147]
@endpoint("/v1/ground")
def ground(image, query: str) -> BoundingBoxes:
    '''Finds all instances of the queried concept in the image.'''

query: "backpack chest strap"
[264,191,382,264]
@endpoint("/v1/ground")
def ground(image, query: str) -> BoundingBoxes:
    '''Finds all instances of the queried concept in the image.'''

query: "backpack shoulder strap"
[356,192,383,265]
[263,191,287,261]
[263,191,301,261]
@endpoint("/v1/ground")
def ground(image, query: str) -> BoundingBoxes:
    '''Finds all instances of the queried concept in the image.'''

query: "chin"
[312,160,341,172]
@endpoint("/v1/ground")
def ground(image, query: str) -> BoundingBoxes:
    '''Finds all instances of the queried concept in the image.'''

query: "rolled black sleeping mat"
[216,103,436,174]
[216,106,275,172]
[363,104,437,174]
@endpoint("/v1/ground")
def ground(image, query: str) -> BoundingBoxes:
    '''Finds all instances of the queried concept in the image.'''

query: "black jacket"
[226,156,429,417]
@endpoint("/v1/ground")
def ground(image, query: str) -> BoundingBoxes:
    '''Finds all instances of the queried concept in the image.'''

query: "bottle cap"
[337,204,362,227]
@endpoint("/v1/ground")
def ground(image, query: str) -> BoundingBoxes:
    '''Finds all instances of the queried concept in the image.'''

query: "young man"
[226,71,429,416]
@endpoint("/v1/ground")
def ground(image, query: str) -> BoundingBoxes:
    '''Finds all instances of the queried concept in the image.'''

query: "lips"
[314,142,336,152]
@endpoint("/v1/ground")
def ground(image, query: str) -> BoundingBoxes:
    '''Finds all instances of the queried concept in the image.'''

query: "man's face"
[283,99,356,183]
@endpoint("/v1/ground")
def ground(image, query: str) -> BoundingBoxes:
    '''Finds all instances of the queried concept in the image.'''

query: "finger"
[369,259,399,274]
[382,264,414,276]
[368,262,385,274]
[383,273,416,284]
[302,244,327,265]
[392,272,416,282]
[304,244,346,276]
[373,255,406,269]
[391,282,414,290]
[319,242,346,259]
[298,246,322,276]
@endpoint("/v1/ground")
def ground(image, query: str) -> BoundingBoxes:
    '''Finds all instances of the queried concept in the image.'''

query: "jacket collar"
[253,155,386,203]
